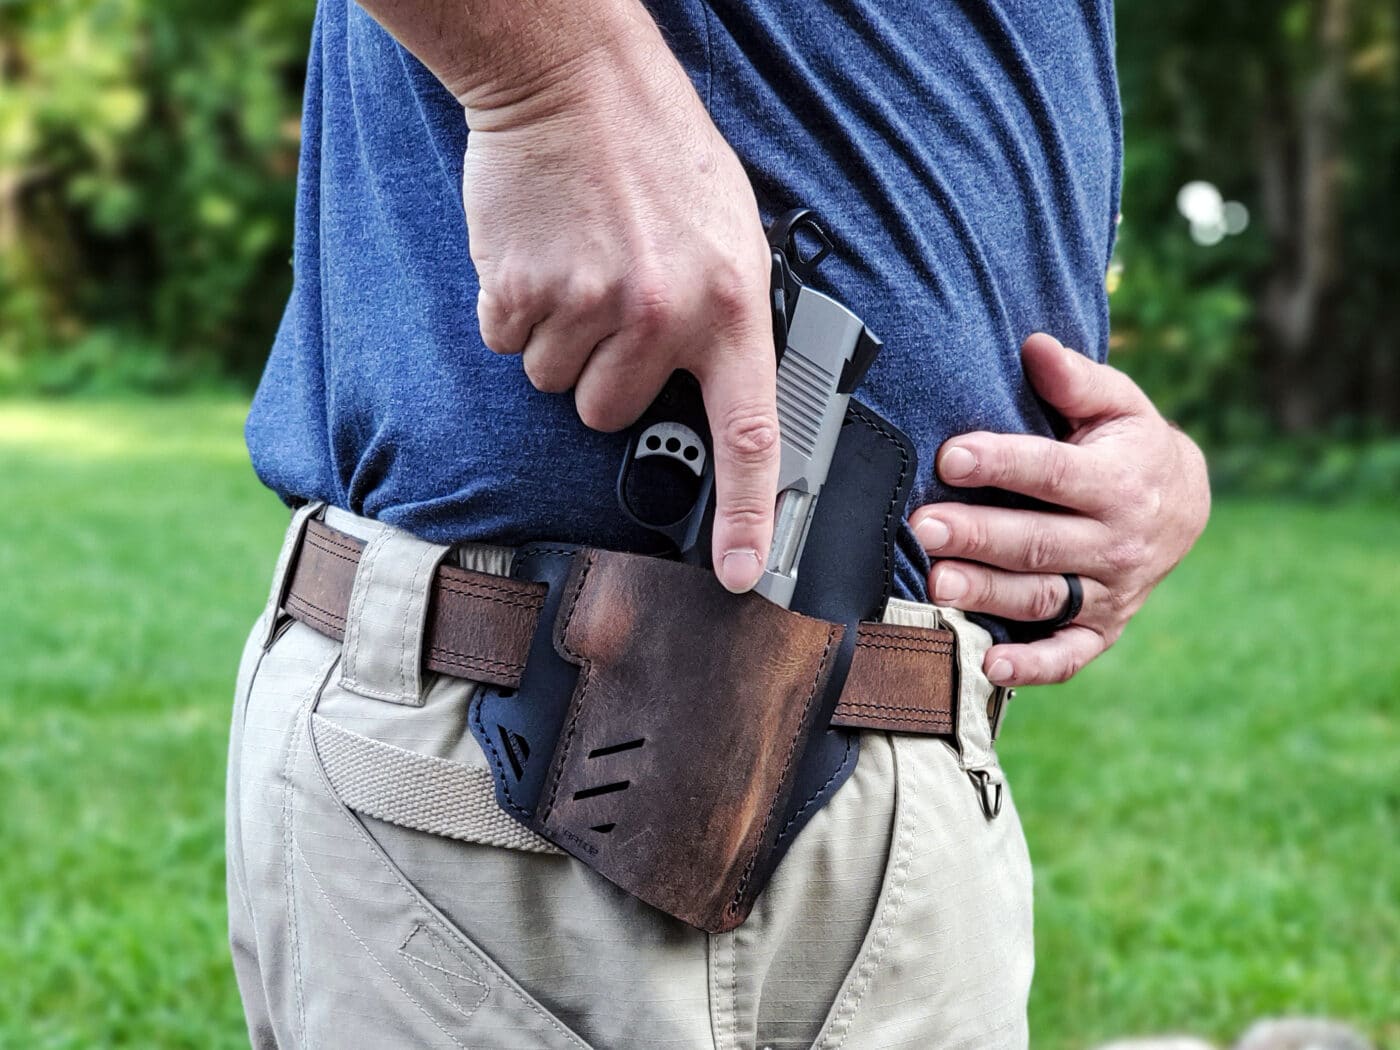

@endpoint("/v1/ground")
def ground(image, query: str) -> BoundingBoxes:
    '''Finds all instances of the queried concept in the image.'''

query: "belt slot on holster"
[282,406,979,933]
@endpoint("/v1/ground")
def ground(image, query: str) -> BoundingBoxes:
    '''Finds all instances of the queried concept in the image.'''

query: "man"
[230,1,1209,1047]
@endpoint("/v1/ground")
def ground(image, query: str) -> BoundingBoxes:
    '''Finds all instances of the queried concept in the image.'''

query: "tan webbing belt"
[283,519,957,736]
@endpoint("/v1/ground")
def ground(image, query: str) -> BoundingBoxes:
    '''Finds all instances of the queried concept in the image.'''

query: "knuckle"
[1114,466,1149,512]
[708,256,760,325]
[1028,577,1066,621]
[567,272,613,316]
[716,494,772,531]
[478,318,513,355]
[623,270,677,337]
[522,352,573,394]
[1042,447,1075,501]
[718,400,779,465]
[989,443,1019,485]
[489,265,537,315]
[1140,479,1165,520]
[1106,585,1135,616]
[972,569,999,606]
[958,516,989,557]
[1021,528,1061,572]
[1105,539,1147,577]
[575,389,628,432]
[1049,652,1083,684]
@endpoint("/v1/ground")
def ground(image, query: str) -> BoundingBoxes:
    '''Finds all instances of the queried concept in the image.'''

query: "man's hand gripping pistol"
[617,209,883,603]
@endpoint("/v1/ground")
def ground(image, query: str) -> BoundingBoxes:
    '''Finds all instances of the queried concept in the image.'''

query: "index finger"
[937,431,1111,514]
[696,344,780,594]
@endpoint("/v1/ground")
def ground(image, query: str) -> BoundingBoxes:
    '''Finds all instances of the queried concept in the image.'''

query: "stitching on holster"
[846,401,911,606]
[470,690,533,818]
[469,552,578,818]
[727,623,841,918]
[775,405,911,844]
[775,734,856,841]
[541,550,597,821]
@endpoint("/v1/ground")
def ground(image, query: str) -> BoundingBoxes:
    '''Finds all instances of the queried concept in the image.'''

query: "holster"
[543,550,845,930]
[469,401,920,932]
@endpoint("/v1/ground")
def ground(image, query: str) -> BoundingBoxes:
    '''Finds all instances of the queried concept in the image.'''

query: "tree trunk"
[1255,0,1349,434]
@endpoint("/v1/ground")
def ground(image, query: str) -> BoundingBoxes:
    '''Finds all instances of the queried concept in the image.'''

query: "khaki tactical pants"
[227,506,1034,1049]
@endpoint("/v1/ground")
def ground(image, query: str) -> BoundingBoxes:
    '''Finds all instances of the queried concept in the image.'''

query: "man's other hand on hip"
[910,333,1211,687]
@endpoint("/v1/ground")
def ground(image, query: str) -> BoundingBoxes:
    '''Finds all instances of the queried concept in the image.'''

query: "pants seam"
[818,735,916,1049]
[229,617,274,926]
[292,837,467,1050]
[300,676,591,1049]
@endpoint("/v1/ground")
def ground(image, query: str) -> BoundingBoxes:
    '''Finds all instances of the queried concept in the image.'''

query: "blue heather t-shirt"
[247,0,1121,600]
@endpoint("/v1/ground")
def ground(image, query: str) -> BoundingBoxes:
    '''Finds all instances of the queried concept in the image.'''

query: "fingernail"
[932,567,968,603]
[988,658,1014,685]
[915,517,950,551]
[720,549,762,593]
[940,445,977,481]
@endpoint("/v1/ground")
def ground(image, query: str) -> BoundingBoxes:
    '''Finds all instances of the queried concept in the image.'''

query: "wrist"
[453,6,678,133]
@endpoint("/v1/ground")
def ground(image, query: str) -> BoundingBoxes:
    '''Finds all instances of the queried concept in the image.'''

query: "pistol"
[617,209,882,607]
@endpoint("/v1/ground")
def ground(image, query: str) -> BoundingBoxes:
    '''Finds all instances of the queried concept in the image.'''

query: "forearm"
[354,0,675,123]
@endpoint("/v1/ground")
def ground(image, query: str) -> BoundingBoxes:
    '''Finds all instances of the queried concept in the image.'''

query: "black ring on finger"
[1035,572,1083,631]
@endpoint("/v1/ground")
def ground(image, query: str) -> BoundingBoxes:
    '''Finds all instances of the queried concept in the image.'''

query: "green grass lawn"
[1,399,1396,1050]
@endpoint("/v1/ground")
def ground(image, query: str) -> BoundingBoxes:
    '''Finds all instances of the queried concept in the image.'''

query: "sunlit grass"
[0,399,253,462]
[1,398,1395,1049]
[1,398,285,1050]
[1004,504,1399,1048]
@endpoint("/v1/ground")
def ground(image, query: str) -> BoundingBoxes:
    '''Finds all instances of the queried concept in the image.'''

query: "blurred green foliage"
[1,0,1398,448]
[1112,0,1400,441]
[0,0,315,387]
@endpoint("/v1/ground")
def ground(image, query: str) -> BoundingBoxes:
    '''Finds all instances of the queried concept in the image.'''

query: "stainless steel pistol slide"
[617,209,883,606]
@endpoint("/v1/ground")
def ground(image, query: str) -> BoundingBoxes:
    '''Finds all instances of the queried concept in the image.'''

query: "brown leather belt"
[282,519,958,736]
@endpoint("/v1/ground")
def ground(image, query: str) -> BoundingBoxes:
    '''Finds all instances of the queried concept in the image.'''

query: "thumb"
[697,343,780,594]
[1021,332,1148,423]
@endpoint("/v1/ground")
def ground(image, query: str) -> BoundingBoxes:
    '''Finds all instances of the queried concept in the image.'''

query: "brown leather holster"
[284,519,966,933]
[534,549,845,932]
[281,405,978,933]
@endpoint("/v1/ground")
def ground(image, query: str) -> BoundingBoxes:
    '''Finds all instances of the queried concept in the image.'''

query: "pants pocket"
[230,619,593,1050]
[810,733,1034,1050]
[310,669,718,1050]
[300,675,596,1049]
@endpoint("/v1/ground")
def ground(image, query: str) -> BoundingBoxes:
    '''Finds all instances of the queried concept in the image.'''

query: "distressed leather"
[834,623,957,735]
[281,520,968,933]
[534,550,845,933]
[283,520,959,739]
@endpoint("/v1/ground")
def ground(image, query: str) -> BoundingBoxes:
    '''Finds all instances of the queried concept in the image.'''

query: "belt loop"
[259,501,326,649]
[337,524,451,707]
[934,606,998,767]
[987,686,1015,742]
[931,604,1006,820]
